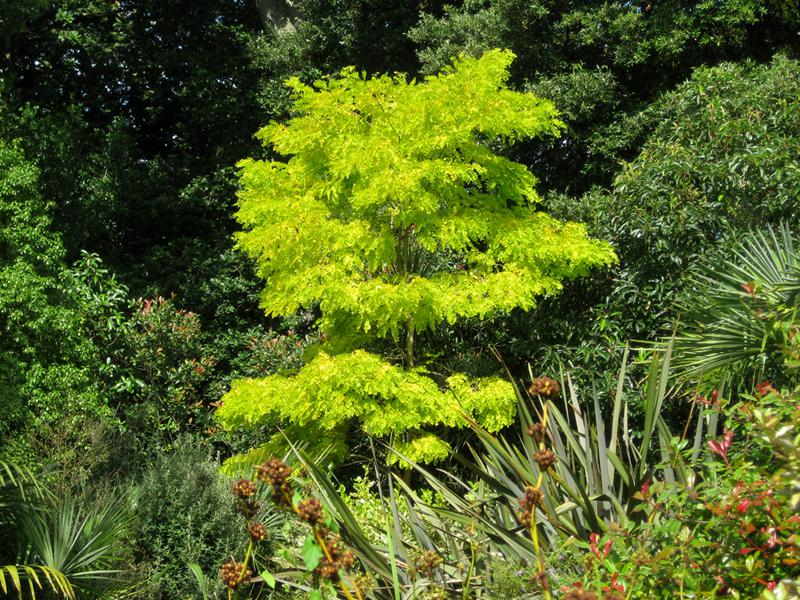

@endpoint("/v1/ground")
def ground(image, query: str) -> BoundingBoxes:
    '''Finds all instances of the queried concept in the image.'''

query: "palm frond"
[674,222,800,382]
[19,495,133,597]
[0,563,75,599]
[399,343,696,552]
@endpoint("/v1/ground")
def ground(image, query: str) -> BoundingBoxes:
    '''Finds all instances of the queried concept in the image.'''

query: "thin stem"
[529,400,553,600]
[281,489,362,600]
[313,529,359,600]
[405,319,415,369]
[462,538,476,600]
[239,540,253,581]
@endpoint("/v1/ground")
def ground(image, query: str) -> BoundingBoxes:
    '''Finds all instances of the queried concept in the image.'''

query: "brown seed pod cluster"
[413,550,443,578]
[518,485,544,527]
[339,549,356,570]
[316,558,340,581]
[231,478,256,499]
[247,522,268,542]
[315,534,356,581]
[237,499,261,519]
[533,448,557,471]
[297,497,323,525]
[531,569,550,592]
[220,560,252,589]
[527,421,547,443]
[528,376,560,400]
[256,458,293,503]
[562,587,598,600]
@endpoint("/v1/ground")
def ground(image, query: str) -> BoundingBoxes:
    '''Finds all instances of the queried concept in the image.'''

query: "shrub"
[107,296,217,455]
[559,385,800,597]
[132,441,245,600]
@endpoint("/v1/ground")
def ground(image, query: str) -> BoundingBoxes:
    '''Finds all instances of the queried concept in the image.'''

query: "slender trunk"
[405,319,414,369]
[398,229,416,370]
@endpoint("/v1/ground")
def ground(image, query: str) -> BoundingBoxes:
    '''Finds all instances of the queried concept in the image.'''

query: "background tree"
[0,137,103,435]
[410,0,800,191]
[216,50,615,464]
[512,55,800,394]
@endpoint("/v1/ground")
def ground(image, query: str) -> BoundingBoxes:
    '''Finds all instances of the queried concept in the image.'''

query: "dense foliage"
[0,139,102,435]
[218,50,615,464]
[1,1,799,598]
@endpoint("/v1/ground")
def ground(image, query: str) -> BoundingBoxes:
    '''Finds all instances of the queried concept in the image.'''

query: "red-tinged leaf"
[708,429,733,462]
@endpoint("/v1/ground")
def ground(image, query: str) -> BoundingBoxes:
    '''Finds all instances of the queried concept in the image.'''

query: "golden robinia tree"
[217,50,616,465]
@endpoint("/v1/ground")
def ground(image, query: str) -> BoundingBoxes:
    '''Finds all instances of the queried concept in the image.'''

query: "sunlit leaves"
[236,49,615,338]
[222,50,615,461]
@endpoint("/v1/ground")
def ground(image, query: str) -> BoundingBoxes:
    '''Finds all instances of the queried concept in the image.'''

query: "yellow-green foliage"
[218,50,616,463]
[221,350,515,462]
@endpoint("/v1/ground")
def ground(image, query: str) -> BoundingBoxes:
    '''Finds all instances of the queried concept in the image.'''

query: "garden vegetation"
[0,1,798,599]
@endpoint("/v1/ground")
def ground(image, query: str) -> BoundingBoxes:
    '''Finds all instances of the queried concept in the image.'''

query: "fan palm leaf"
[1,462,75,599]
[1,460,132,599]
[19,495,132,596]
[674,222,800,382]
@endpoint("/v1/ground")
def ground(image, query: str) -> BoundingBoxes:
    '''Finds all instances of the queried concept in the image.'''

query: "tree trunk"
[405,320,415,369]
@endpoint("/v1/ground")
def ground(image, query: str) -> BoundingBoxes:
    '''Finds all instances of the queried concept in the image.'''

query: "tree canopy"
[217,50,615,463]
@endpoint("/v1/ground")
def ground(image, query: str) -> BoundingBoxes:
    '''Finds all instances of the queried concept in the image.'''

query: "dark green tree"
[514,55,800,389]
[1,0,266,329]
[410,0,800,191]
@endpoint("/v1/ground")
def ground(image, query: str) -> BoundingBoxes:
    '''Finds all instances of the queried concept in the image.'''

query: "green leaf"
[260,570,276,589]
[220,49,617,464]
[302,535,323,571]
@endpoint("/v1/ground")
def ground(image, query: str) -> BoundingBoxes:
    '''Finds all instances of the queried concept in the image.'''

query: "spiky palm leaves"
[674,223,800,385]
[0,461,74,598]
[0,461,132,599]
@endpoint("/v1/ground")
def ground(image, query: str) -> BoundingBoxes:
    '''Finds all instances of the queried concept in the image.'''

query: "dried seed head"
[315,558,340,581]
[247,522,268,542]
[340,549,356,571]
[256,458,294,504]
[534,448,557,471]
[519,485,544,510]
[527,422,547,443]
[528,376,560,400]
[519,508,533,528]
[220,560,252,589]
[256,458,293,487]
[518,485,545,527]
[231,478,256,499]
[297,497,324,525]
[325,534,345,560]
